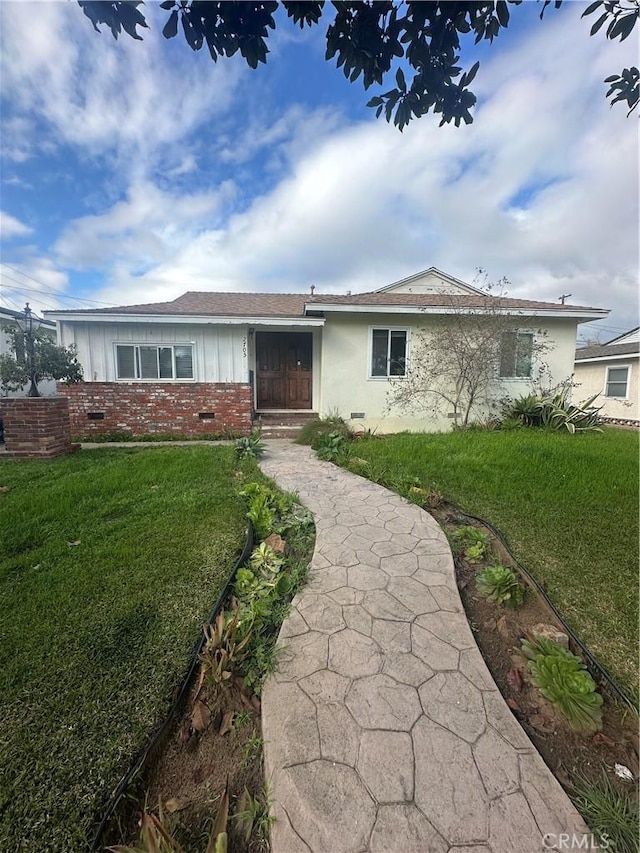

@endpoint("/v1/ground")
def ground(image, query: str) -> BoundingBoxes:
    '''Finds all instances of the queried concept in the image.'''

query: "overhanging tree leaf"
[76,0,640,126]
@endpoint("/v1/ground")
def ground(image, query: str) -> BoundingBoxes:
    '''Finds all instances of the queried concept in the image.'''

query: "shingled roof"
[575,341,640,361]
[49,290,603,318]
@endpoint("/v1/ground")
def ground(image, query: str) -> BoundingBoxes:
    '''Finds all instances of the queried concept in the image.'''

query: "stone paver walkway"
[260,442,593,853]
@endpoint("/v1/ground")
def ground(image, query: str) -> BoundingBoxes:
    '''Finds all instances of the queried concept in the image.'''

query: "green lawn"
[0,447,247,852]
[347,428,639,697]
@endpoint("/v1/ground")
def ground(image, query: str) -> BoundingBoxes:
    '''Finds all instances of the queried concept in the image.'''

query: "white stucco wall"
[57,321,249,383]
[318,313,580,433]
[573,358,639,420]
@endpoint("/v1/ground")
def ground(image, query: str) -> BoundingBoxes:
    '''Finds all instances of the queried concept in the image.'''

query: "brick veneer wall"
[0,397,75,458]
[58,382,253,438]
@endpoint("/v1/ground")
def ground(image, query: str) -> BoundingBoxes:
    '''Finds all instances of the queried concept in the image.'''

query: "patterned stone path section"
[260,442,593,853]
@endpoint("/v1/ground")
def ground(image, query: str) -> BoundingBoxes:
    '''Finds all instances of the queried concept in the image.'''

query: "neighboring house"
[574,328,639,424]
[45,268,608,438]
[0,307,57,398]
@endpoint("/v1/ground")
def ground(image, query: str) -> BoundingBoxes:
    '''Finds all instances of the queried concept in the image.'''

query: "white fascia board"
[575,353,639,364]
[307,303,608,321]
[45,312,324,327]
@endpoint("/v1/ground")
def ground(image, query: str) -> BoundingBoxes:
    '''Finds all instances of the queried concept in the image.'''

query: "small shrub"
[520,637,603,733]
[296,414,352,447]
[476,565,526,607]
[235,430,266,459]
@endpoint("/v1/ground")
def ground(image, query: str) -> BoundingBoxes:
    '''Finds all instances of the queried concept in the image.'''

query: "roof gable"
[374,267,485,296]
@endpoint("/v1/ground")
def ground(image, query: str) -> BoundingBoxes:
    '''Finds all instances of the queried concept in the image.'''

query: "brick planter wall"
[58,382,253,439]
[0,397,75,458]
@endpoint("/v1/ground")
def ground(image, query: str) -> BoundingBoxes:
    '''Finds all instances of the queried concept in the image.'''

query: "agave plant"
[235,430,265,459]
[476,565,525,607]
[520,637,603,733]
[505,387,603,434]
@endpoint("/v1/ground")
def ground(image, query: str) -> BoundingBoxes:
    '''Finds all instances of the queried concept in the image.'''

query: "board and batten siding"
[57,321,248,384]
[319,313,580,433]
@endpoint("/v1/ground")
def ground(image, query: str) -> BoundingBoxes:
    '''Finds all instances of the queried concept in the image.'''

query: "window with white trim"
[115,344,194,380]
[605,365,629,398]
[499,331,533,378]
[370,328,408,378]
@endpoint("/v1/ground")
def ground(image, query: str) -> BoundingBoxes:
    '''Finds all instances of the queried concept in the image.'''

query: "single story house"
[45,268,607,438]
[574,328,639,425]
[0,306,57,398]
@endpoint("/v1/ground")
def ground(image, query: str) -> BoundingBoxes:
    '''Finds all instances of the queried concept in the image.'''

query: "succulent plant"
[476,565,525,607]
[520,637,603,733]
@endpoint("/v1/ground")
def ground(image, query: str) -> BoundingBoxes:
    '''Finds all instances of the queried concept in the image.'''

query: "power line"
[0,262,119,306]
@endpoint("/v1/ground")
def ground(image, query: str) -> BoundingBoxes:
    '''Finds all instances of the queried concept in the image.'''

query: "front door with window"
[256,332,312,409]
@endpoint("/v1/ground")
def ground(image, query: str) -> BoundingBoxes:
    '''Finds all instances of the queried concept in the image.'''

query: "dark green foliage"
[0,325,83,393]
[77,1,639,128]
[315,430,349,462]
[476,564,525,607]
[521,637,603,733]
[296,414,353,447]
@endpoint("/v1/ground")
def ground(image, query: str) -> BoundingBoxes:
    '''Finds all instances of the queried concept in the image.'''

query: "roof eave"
[305,303,608,321]
[45,311,323,327]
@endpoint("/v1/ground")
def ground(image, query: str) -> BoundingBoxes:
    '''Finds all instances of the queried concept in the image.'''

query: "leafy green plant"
[246,494,275,541]
[520,637,603,733]
[476,565,525,607]
[249,542,283,574]
[505,387,603,433]
[235,430,266,459]
[233,786,275,845]
[315,431,348,461]
[572,770,640,853]
[200,603,252,688]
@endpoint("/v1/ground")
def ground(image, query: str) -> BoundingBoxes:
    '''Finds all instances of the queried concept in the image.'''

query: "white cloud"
[0,2,245,178]
[54,180,236,270]
[0,211,33,239]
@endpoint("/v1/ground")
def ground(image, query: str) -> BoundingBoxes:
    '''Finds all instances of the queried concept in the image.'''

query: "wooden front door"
[256,332,312,410]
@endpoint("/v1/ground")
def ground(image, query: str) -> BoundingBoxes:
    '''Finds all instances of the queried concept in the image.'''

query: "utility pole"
[558,293,572,304]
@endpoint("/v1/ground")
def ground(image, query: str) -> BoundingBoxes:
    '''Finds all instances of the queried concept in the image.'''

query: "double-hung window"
[370,328,408,378]
[115,344,194,380]
[499,331,533,378]
[605,366,629,398]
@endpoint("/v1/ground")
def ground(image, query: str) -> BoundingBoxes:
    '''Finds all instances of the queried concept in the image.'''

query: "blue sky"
[0,1,638,344]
